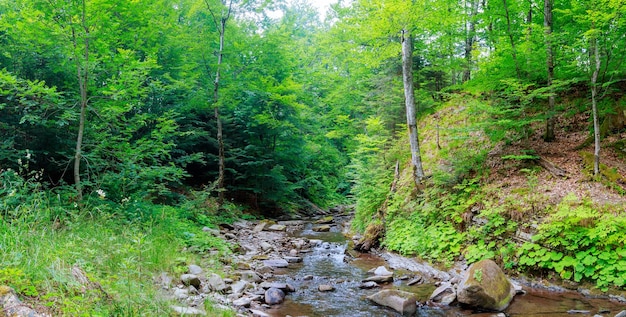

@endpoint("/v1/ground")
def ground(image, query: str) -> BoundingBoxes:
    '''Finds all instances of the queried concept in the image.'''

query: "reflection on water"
[265,223,626,317]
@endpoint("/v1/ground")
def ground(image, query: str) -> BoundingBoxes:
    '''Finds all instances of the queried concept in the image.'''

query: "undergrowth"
[0,169,237,316]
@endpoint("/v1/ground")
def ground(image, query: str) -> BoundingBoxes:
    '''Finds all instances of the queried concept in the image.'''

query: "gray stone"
[264,287,285,305]
[367,289,418,316]
[289,249,299,256]
[252,222,267,233]
[373,266,393,276]
[173,288,189,300]
[230,280,248,294]
[260,242,273,251]
[202,226,220,236]
[208,273,228,292]
[181,274,201,289]
[232,296,253,307]
[407,275,422,285]
[303,275,314,280]
[267,224,287,231]
[318,284,335,292]
[256,265,274,274]
[263,259,289,268]
[250,309,271,317]
[312,225,331,232]
[188,264,203,275]
[429,282,456,306]
[314,216,334,224]
[362,275,394,284]
[239,270,263,283]
[616,311,626,317]
[457,259,516,311]
[224,233,236,240]
[359,281,380,289]
[284,256,303,263]
[171,305,206,316]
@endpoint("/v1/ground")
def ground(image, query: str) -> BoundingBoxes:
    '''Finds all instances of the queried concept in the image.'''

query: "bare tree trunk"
[401,28,425,186]
[206,0,233,205]
[73,0,90,202]
[463,0,479,82]
[591,28,601,176]
[544,0,556,141]
[503,0,521,79]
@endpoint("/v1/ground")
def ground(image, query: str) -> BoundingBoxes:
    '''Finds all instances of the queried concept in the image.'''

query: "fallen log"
[535,156,567,178]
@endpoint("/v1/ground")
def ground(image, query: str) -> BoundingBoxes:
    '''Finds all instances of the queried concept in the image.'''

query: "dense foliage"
[1,0,626,312]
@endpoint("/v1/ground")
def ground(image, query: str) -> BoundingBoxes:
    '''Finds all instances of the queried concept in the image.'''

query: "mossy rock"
[457,259,516,311]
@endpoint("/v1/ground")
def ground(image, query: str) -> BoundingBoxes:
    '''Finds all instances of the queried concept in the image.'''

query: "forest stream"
[256,218,626,317]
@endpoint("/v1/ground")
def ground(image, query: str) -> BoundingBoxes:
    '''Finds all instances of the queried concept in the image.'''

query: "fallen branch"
[535,156,567,178]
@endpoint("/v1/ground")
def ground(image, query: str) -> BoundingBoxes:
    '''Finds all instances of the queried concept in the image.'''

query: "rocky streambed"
[160,212,626,317]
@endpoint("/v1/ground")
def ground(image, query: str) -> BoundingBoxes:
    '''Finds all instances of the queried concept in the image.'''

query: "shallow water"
[264,223,626,317]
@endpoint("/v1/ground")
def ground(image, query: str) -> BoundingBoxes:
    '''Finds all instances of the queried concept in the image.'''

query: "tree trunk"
[206,0,233,205]
[214,18,226,205]
[73,0,89,202]
[463,0,479,82]
[591,28,601,176]
[401,28,425,186]
[503,0,521,79]
[544,0,556,141]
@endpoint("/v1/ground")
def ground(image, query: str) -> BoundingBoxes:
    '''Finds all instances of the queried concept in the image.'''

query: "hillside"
[355,94,626,295]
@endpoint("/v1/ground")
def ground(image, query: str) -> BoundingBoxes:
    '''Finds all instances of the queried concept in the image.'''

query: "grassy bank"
[0,178,237,316]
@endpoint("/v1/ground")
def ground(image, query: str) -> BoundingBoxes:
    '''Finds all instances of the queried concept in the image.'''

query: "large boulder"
[456,259,516,311]
[264,287,285,305]
[367,289,418,316]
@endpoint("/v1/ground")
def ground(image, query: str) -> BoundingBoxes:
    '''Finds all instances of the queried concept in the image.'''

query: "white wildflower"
[25,150,31,160]
[96,189,106,199]
[121,197,130,204]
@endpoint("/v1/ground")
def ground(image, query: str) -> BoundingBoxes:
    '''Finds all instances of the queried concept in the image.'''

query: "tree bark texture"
[73,0,89,202]
[591,30,601,176]
[206,0,233,205]
[463,0,479,82]
[544,0,556,141]
[401,29,425,186]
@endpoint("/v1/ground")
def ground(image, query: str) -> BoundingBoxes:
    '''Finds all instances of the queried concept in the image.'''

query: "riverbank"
[160,210,626,317]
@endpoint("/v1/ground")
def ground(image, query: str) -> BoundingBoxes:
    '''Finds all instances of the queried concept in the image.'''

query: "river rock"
[363,275,394,284]
[367,289,418,316]
[284,256,303,263]
[208,273,228,292]
[314,216,334,224]
[267,224,286,231]
[171,305,206,316]
[224,233,236,240]
[173,288,189,300]
[230,280,249,295]
[188,264,203,275]
[202,227,220,236]
[253,222,267,233]
[318,284,335,292]
[373,266,393,276]
[250,309,271,317]
[232,296,253,307]
[260,241,273,251]
[615,312,626,317]
[181,274,201,289]
[429,282,456,306]
[0,285,48,317]
[312,225,331,232]
[456,259,516,311]
[264,287,285,305]
[263,259,289,268]
[407,275,422,285]
[240,270,263,283]
[359,281,380,289]
[289,249,298,256]
[261,282,295,293]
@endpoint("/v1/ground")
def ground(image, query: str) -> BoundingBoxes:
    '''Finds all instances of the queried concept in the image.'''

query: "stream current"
[263,222,626,317]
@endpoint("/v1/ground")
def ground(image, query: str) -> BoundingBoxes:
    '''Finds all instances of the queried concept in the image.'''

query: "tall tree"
[543,0,556,141]
[204,0,233,205]
[401,28,425,185]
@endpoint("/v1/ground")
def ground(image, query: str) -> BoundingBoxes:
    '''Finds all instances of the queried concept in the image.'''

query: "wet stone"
[359,281,380,289]
[284,256,302,263]
[264,287,285,305]
[318,284,335,292]
[263,259,289,268]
